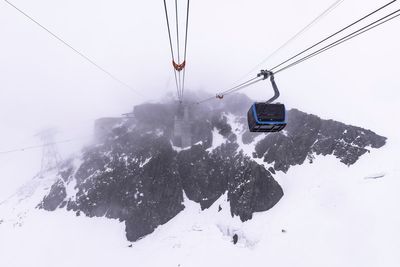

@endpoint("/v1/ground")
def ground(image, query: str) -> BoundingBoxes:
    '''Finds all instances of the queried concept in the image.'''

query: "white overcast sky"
[0,0,399,198]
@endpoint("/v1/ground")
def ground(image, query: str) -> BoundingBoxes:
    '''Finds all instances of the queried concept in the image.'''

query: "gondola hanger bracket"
[257,69,274,80]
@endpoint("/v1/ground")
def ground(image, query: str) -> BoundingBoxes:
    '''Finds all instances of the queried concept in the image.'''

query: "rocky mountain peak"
[38,94,386,241]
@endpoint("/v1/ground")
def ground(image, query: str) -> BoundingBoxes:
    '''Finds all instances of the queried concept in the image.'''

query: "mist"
[1,0,399,199]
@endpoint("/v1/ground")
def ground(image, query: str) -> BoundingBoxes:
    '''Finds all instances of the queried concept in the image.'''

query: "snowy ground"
[0,135,399,267]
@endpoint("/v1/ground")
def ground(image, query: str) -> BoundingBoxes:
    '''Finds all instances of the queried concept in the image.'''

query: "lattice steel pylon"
[34,128,61,175]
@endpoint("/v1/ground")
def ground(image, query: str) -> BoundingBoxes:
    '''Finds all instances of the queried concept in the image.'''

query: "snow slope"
[0,135,398,267]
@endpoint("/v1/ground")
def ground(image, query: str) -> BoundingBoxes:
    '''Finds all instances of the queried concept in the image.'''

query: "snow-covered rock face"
[38,94,386,242]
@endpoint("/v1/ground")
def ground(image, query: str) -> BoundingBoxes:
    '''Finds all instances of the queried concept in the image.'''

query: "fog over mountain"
[1,0,399,266]
[30,94,386,241]
[1,92,398,267]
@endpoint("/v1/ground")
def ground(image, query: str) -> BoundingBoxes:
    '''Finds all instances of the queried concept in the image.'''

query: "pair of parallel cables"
[163,0,190,103]
[196,0,400,104]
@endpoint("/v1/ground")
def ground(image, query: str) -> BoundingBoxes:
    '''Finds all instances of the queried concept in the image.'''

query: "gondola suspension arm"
[257,70,280,104]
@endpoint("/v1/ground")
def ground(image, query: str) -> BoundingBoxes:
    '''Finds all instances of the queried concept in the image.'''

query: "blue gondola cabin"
[247,103,286,132]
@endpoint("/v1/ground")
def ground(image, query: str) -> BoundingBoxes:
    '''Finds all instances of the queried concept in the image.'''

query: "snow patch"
[170,141,192,152]
[0,169,58,226]
[140,157,152,168]
[65,178,78,201]
[225,113,273,169]
[206,127,226,152]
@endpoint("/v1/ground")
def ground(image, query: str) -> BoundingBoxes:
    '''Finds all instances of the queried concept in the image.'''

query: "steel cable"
[270,0,397,72]
[274,8,400,74]
[194,0,399,105]
[181,0,190,101]
[237,0,346,83]
[4,0,145,97]
[163,0,181,100]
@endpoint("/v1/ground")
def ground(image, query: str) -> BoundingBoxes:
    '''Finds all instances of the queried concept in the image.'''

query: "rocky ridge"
[38,94,386,241]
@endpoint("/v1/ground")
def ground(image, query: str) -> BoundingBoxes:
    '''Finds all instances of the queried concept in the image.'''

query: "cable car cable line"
[219,76,260,97]
[4,0,145,98]
[175,0,182,99]
[162,0,190,102]
[198,0,346,103]
[270,0,397,72]
[163,0,181,100]
[222,77,264,97]
[274,8,400,75]
[236,0,346,84]
[0,138,81,155]
[195,76,260,104]
[196,77,263,105]
[225,7,400,95]
[194,0,399,105]
[211,5,400,131]
[182,0,190,100]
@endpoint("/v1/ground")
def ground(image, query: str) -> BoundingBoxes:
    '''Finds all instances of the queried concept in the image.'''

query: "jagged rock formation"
[38,94,386,241]
[253,109,386,172]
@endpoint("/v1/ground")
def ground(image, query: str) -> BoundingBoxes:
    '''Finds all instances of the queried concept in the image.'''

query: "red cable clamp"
[172,60,186,71]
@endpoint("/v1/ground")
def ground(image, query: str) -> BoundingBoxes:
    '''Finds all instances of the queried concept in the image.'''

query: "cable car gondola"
[247,70,287,132]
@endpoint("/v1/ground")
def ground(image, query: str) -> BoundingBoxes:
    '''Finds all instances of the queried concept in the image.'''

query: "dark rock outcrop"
[228,153,283,221]
[70,131,184,241]
[39,179,67,211]
[254,109,387,172]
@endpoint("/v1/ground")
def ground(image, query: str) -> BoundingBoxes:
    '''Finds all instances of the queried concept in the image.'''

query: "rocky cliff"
[38,94,386,241]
